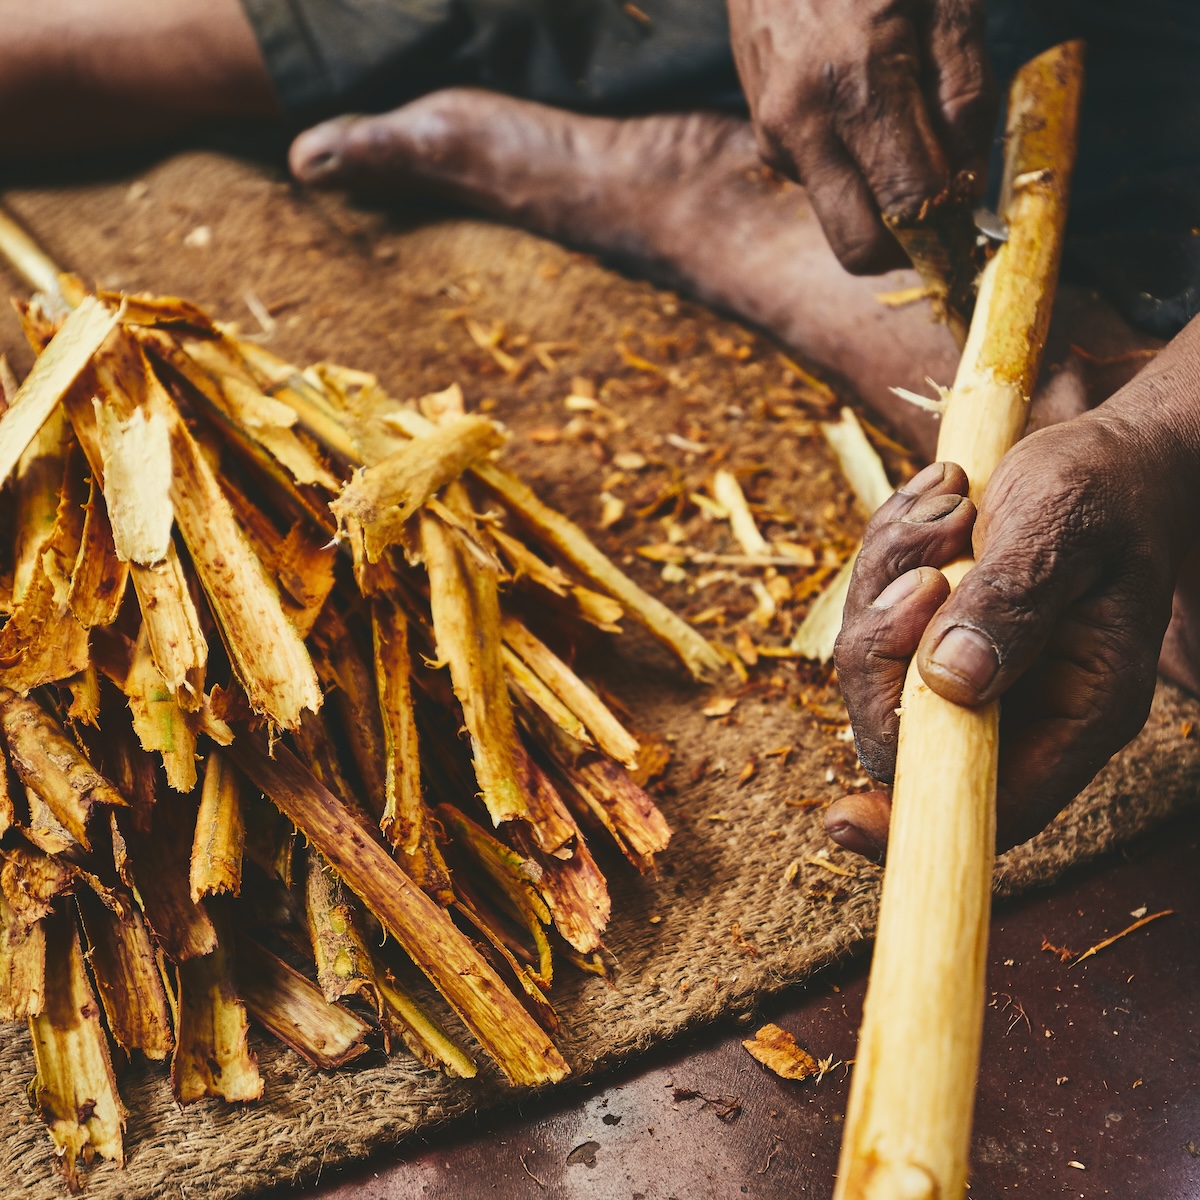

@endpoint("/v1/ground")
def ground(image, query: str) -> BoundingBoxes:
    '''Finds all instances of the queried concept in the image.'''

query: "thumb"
[914,510,1100,706]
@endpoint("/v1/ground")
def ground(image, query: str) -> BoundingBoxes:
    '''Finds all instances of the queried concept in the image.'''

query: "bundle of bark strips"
[0,278,724,1190]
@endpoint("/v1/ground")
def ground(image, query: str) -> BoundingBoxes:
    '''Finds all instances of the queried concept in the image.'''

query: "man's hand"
[828,394,1200,859]
[727,0,994,272]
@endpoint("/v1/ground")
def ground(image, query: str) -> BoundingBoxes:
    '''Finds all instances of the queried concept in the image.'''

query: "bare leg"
[290,89,1197,694]
[0,0,278,155]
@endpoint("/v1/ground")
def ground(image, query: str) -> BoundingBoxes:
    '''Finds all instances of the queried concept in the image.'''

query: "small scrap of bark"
[821,408,893,515]
[742,1023,820,1081]
[189,750,244,902]
[702,696,738,718]
[125,624,199,793]
[371,596,451,899]
[712,470,768,557]
[93,398,173,564]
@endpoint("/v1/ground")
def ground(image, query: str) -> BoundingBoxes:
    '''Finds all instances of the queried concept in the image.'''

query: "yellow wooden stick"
[833,41,1084,1200]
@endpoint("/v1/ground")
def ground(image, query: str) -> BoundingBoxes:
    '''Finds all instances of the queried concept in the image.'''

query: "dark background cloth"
[242,0,1200,339]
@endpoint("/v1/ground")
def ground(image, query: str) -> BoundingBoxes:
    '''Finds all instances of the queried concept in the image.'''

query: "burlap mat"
[1,151,1197,1200]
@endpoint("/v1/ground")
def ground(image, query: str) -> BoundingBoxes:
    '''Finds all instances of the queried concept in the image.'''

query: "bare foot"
[290,89,960,455]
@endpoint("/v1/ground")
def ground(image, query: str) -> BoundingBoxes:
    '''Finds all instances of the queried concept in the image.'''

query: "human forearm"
[0,0,279,157]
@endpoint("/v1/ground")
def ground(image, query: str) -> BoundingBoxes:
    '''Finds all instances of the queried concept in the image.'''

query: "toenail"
[872,568,925,608]
[927,626,998,694]
[899,462,946,495]
[296,149,341,183]
[901,493,963,523]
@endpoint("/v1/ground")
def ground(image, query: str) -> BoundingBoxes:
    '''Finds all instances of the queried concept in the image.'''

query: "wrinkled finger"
[836,565,952,782]
[923,0,996,179]
[847,461,974,616]
[824,790,891,862]
[827,23,951,227]
[789,131,909,273]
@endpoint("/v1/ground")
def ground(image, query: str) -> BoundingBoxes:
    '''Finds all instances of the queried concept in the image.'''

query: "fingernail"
[901,492,963,524]
[899,462,946,495]
[825,819,885,863]
[928,626,998,693]
[872,568,925,608]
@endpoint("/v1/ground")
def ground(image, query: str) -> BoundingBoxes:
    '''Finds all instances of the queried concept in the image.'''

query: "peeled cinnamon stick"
[833,41,1084,1200]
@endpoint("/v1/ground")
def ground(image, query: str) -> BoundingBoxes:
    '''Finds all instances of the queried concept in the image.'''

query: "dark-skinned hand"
[726,0,994,272]
[827,381,1200,859]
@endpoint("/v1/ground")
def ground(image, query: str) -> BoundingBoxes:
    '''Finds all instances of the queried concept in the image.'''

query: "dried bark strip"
[76,888,174,1060]
[67,476,128,628]
[502,618,640,769]
[172,914,262,1103]
[227,737,569,1086]
[371,596,451,899]
[0,295,117,489]
[142,353,322,729]
[189,749,244,903]
[333,415,505,561]
[236,935,372,1071]
[0,690,126,848]
[125,624,199,793]
[421,509,529,829]
[29,909,125,1188]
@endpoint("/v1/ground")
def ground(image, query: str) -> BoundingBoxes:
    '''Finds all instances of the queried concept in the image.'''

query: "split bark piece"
[501,617,640,769]
[0,881,46,1021]
[140,350,322,729]
[236,935,372,1070]
[29,909,126,1188]
[189,750,244,902]
[421,508,530,829]
[471,456,724,682]
[438,804,554,987]
[821,408,894,517]
[304,849,379,1006]
[0,295,117,489]
[118,796,217,963]
[332,414,506,561]
[712,469,769,556]
[67,477,128,628]
[76,888,174,1060]
[0,690,126,849]
[371,596,452,900]
[127,548,209,704]
[503,647,593,748]
[227,737,569,1086]
[833,42,1083,1200]
[93,398,174,565]
[12,407,67,605]
[0,443,90,693]
[373,968,477,1078]
[172,914,262,1103]
[125,624,199,793]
